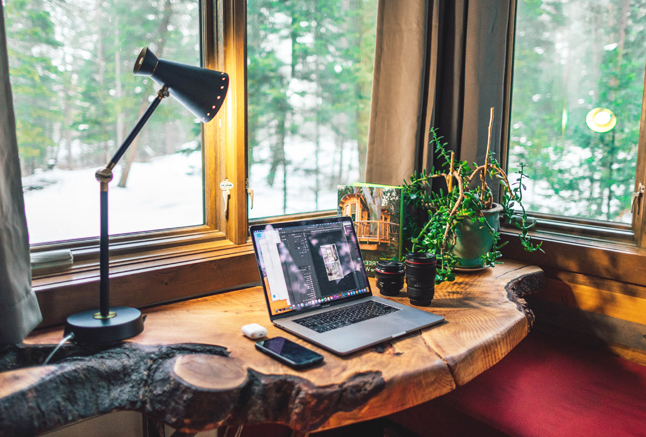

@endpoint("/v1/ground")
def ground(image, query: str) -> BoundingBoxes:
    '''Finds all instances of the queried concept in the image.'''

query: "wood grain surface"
[0,260,543,436]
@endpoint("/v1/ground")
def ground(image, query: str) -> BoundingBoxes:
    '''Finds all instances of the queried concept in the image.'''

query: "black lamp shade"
[134,47,229,123]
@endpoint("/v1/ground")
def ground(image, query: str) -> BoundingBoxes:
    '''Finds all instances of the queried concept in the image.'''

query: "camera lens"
[406,253,436,306]
[375,261,405,296]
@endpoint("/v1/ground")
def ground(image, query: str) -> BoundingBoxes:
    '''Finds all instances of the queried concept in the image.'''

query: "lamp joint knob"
[95,167,114,184]
[157,85,170,99]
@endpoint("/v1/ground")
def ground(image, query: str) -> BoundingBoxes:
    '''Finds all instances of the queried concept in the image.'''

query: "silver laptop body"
[250,216,444,355]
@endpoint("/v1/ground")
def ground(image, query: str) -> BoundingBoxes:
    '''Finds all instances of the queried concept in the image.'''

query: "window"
[5,0,249,326]
[508,0,646,236]
[246,0,379,219]
[7,0,205,245]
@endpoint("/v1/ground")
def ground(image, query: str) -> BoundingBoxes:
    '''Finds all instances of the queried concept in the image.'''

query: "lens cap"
[376,261,404,273]
[406,253,437,265]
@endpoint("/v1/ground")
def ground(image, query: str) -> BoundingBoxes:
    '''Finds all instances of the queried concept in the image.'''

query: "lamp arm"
[108,85,170,167]
[94,85,169,318]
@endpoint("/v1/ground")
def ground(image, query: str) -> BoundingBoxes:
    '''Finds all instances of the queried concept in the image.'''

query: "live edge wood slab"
[0,261,543,436]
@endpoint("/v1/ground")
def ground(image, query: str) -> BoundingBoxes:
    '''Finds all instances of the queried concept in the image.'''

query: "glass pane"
[6,0,202,244]
[509,0,646,223]
[247,0,378,219]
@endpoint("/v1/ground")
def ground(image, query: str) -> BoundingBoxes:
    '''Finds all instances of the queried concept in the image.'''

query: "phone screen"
[256,337,323,366]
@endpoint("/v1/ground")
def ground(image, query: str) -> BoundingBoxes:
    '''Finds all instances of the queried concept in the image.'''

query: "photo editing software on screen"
[254,221,369,316]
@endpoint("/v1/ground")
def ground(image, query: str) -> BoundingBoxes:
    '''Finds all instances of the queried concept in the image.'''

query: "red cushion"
[442,331,646,437]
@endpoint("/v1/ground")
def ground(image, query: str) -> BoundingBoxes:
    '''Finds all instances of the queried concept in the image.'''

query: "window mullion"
[633,68,646,248]
[219,0,248,245]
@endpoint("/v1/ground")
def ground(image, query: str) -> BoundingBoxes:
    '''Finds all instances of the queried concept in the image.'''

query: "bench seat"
[390,331,646,436]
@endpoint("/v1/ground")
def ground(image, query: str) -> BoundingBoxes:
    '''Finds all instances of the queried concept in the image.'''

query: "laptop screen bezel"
[250,216,374,321]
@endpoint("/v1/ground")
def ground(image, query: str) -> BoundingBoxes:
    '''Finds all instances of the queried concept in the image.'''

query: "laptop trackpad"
[325,312,433,353]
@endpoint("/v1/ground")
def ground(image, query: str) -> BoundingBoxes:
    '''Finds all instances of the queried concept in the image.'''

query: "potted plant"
[403,109,542,283]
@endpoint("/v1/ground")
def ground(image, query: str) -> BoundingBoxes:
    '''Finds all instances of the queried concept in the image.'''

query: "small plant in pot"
[403,109,543,283]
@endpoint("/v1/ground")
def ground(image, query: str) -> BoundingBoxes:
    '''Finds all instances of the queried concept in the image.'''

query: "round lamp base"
[64,307,144,344]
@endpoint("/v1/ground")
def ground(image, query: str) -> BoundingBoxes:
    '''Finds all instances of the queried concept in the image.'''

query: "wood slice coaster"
[0,261,543,435]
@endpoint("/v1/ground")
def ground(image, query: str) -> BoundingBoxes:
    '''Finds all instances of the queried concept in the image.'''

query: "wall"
[503,234,646,366]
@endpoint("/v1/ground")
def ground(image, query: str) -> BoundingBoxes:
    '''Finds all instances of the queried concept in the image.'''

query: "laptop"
[250,216,444,355]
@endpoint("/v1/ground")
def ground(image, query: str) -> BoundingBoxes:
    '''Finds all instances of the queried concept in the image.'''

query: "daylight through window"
[7,0,202,244]
[509,0,646,224]
[247,0,378,219]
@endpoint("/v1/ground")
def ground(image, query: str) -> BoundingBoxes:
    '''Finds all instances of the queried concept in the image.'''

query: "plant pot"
[453,203,503,269]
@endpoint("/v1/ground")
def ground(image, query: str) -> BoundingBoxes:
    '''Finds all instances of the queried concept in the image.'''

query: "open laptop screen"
[251,218,370,318]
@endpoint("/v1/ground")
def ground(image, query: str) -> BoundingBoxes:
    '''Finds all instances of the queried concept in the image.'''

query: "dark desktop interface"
[253,220,369,316]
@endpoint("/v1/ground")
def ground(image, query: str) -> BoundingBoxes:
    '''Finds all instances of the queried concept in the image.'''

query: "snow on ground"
[23,152,203,245]
[507,171,633,224]
[23,135,360,244]
[248,135,360,219]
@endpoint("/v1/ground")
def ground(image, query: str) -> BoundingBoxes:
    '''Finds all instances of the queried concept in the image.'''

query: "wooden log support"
[0,261,543,436]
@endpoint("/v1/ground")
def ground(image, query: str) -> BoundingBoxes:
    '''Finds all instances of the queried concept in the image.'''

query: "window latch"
[220,179,234,216]
[631,183,645,213]
[247,188,254,209]
[246,180,254,210]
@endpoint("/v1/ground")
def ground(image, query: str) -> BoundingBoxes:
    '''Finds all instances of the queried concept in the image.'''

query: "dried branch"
[448,152,455,192]
[443,171,465,246]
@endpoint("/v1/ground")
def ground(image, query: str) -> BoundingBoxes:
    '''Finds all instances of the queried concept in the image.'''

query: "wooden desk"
[0,261,542,436]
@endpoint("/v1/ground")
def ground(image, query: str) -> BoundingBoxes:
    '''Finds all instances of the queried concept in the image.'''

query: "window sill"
[32,227,228,282]
[516,212,634,243]
[31,210,339,330]
[33,239,260,328]
[249,209,336,225]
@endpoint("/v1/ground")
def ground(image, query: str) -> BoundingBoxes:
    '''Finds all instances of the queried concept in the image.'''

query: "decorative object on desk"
[337,183,403,276]
[403,108,542,283]
[64,47,229,344]
[241,323,268,340]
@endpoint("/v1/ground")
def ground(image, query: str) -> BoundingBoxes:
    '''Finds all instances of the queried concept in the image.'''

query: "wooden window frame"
[500,0,646,288]
[31,0,253,328]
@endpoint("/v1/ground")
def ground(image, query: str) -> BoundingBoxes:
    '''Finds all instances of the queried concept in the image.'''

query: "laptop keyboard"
[293,300,400,333]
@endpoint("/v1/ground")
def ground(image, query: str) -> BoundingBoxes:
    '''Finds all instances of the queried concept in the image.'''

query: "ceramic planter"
[453,203,503,268]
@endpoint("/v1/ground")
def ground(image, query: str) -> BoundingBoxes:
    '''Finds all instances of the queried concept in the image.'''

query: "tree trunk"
[115,15,125,155]
[117,0,173,188]
[95,0,104,86]
[313,3,322,210]
[117,101,147,188]
[618,0,629,61]
[281,119,288,214]
[335,131,344,187]
[64,93,74,169]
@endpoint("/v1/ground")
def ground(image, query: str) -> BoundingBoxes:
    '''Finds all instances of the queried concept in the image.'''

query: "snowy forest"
[246,0,378,217]
[6,0,378,243]
[10,0,646,244]
[7,0,201,184]
[509,0,646,223]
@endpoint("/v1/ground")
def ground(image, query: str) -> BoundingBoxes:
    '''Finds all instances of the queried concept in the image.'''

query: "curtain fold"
[366,0,514,187]
[365,0,431,186]
[0,3,42,344]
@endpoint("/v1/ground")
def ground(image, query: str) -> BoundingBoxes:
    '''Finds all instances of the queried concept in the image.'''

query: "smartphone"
[255,337,324,369]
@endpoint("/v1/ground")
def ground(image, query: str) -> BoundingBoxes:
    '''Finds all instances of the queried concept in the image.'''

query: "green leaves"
[403,126,543,284]
[7,0,203,175]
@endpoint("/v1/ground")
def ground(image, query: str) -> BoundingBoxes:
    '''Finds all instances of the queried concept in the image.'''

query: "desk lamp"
[64,48,229,343]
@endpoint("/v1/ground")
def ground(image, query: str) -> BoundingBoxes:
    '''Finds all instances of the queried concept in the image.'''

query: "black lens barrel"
[405,253,436,306]
[375,261,405,296]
